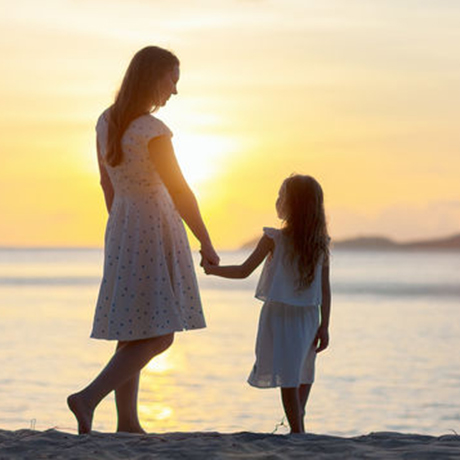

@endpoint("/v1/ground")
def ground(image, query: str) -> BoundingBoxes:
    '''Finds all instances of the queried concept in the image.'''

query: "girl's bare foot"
[67,393,94,434]
[300,409,306,433]
[117,424,147,434]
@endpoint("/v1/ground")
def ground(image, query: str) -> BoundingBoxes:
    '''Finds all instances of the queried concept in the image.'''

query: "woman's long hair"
[105,46,179,167]
[281,174,330,290]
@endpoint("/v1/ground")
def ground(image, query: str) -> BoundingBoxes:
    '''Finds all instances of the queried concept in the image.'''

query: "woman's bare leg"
[298,383,312,432]
[68,333,174,434]
[115,342,145,433]
[280,387,303,433]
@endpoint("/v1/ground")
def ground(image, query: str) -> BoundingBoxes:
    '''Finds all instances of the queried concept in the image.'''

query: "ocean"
[0,248,459,436]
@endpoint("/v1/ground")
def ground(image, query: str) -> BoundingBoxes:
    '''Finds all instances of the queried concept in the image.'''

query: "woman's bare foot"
[67,393,94,434]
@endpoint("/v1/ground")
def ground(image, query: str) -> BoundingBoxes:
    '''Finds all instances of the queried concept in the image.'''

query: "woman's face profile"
[158,64,180,106]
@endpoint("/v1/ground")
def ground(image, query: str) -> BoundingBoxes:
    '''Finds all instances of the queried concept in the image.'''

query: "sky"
[0,0,459,248]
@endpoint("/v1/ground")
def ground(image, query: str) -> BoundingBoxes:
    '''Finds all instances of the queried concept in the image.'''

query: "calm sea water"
[0,248,459,436]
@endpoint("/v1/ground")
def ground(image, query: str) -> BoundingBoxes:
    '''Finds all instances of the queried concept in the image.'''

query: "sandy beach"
[1,429,459,459]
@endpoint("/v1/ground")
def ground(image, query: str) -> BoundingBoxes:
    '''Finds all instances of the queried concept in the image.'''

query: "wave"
[332,282,460,298]
[0,276,100,286]
[1,276,459,299]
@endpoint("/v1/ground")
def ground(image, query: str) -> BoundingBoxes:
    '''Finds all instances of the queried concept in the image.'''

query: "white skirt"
[90,188,205,341]
[248,301,320,388]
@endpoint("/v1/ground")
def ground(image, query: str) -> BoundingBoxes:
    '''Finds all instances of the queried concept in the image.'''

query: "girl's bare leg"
[115,342,145,433]
[68,333,174,434]
[298,383,312,432]
[280,387,303,433]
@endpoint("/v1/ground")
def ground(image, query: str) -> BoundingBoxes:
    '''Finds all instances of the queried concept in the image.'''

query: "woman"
[67,46,219,434]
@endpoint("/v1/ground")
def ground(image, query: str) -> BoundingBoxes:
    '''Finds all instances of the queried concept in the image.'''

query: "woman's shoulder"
[96,109,173,139]
[134,114,173,138]
[95,108,110,131]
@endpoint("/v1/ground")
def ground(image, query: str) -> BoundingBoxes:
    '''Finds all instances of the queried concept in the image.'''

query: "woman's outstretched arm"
[203,235,274,279]
[148,135,219,265]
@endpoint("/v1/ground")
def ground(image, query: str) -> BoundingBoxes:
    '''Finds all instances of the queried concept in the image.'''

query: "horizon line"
[1,230,459,251]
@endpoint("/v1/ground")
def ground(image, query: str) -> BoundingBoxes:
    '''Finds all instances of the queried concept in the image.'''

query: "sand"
[1,429,460,459]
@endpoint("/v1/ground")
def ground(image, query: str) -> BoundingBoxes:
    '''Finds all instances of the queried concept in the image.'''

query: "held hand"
[315,325,329,353]
[201,258,215,275]
[200,242,220,266]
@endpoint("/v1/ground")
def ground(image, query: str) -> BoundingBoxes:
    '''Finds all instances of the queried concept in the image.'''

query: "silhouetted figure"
[68,46,219,434]
[203,175,331,433]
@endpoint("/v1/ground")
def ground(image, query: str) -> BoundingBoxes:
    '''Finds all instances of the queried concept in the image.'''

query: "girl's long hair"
[105,46,179,167]
[281,174,330,290]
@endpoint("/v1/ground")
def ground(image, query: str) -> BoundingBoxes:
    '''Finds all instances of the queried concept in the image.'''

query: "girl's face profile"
[158,64,180,106]
[276,183,287,219]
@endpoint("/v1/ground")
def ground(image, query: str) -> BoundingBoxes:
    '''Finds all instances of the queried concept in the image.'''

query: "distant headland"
[241,233,460,251]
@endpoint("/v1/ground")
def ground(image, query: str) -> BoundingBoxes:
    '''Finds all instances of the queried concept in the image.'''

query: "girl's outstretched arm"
[203,235,274,279]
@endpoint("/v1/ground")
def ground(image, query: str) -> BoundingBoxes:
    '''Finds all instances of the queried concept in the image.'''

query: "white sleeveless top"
[255,227,324,307]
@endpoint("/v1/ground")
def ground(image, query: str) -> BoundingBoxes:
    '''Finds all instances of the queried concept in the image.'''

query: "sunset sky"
[1,0,459,248]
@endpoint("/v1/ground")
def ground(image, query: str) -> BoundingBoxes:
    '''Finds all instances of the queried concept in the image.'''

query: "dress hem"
[247,377,315,389]
[90,324,206,342]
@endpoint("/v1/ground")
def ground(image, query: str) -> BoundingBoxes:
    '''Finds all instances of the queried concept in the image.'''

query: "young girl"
[203,174,331,434]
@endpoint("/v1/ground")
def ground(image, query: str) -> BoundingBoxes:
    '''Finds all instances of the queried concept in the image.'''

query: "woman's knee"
[117,340,129,351]
[146,332,174,354]
[161,332,175,350]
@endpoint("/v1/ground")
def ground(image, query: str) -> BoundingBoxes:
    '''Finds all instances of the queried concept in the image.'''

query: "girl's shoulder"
[262,227,282,242]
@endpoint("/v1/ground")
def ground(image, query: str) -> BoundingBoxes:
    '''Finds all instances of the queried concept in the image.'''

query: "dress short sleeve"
[95,111,109,136]
[263,227,280,242]
[144,115,173,141]
[95,111,109,156]
[95,113,103,132]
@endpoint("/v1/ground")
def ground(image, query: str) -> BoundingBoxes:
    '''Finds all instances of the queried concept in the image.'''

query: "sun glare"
[140,403,174,421]
[173,132,238,187]
[146,349,175,373]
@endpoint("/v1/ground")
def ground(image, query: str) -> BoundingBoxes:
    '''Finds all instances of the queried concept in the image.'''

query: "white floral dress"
[91,111,206,341]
